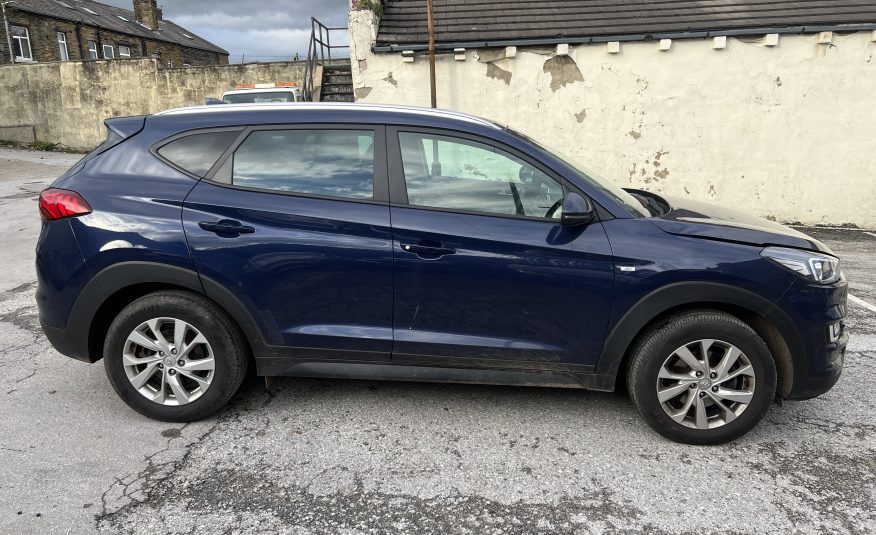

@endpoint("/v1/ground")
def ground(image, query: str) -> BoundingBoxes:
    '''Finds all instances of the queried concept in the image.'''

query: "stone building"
[1,0,227,67]
[349,1,876,227]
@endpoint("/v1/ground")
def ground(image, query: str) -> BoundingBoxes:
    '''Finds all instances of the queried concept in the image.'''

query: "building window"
[118,45,131,58]
[87,41,98,60]
[57,32,69,61]
[102,45,114,59]
[11,26,32,61]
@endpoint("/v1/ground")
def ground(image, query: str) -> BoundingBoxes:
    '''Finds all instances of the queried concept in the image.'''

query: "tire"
[627,310,776,445]
[103,290,249,422]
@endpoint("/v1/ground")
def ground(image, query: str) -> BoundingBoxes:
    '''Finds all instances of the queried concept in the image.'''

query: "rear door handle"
[198,219,255,236]
[400,242,456,257]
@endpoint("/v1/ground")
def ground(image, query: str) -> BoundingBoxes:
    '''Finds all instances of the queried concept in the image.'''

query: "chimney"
[133,0,160,31]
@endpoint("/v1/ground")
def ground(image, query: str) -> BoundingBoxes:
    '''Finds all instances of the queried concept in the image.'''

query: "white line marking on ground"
[849,294,876,314]
[864,231,876,239]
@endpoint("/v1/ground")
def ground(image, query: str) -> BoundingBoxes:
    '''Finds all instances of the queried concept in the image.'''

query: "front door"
[182,125,393,359]
[387,128,615,369]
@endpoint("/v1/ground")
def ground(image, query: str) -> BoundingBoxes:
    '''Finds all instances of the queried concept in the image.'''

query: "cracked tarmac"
[0,149,874,534]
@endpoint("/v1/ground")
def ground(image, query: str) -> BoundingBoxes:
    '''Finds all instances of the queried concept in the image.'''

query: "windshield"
[223,91,297,104]
[506,128,651,217]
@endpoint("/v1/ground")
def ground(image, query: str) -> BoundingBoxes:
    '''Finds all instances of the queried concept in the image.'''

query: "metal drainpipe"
[426,0,436,108]
[2,1,15,64]
[74,21,84,60]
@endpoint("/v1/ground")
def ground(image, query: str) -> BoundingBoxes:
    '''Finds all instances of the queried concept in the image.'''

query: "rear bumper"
[41,320,97,363]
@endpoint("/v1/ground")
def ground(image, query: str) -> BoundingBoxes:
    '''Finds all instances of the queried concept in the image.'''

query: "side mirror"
[561,192,595,226]
[204,97,225,105]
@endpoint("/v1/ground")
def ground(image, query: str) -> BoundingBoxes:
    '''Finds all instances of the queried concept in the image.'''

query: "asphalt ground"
[0,148,874,534]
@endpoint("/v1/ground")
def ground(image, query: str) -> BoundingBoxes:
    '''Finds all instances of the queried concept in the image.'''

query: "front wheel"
[103,291,248,422]
[627,311,777,445]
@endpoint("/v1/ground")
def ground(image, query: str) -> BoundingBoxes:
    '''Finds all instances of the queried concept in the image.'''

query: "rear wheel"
[628,310,776,445]
[103,291,248,422]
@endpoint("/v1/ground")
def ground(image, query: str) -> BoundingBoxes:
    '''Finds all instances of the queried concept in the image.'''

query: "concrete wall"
[350,10,876,228]
[0,59,306,149]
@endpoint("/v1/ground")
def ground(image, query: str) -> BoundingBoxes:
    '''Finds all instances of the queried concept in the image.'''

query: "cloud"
[97,0,349,61]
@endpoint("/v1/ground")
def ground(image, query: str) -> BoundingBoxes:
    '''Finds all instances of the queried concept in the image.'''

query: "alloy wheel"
[122,317,215,405]
[656,339,756,429]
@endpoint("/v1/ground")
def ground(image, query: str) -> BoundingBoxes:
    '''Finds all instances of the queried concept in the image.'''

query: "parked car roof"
[376,0,876,48]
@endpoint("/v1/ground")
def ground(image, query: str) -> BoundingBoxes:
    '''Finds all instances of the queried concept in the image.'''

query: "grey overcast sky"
[100,0,350,62]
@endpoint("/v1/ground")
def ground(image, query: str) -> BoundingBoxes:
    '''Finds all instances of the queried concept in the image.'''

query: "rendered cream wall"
[350,10,876,228]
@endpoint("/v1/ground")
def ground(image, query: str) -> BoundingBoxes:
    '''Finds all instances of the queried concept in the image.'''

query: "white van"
[221,83,303,104]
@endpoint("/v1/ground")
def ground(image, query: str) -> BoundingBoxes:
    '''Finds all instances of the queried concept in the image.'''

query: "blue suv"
[36,103,847,444]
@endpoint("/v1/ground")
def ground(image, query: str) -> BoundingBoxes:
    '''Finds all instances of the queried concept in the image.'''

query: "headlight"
[761,246,841,284]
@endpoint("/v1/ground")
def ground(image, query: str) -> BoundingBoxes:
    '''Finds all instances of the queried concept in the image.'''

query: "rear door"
[386,127,615,370]
[180,124,393,360]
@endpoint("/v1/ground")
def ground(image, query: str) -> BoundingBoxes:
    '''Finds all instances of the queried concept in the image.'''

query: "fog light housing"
[828,321,842,343]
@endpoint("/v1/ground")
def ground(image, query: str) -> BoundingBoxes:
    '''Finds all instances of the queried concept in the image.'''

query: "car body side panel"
[595,218,799,371]
[57,133,201,282]
[182,180,394,356]
[390,207,615,368]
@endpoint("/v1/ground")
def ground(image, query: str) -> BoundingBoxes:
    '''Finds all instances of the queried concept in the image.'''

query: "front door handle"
[198,219,255,236]
[400,242,456,258]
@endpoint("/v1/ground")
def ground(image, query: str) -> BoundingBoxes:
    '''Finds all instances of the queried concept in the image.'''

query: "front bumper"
[774,277,848,400]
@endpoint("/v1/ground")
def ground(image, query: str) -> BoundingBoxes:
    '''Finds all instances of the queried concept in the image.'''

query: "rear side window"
[230,129,374,200]
[158,130,241,176]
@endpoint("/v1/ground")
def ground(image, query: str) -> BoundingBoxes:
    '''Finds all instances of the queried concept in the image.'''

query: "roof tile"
[11,0,227,54]
[377,0,876,45]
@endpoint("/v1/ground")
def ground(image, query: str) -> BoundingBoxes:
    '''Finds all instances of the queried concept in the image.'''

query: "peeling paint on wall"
[476,49,506,63]
[354,86,373,99]
[486,63,512,85]
[348,10,876,227]
[542,56,584,92]
[382,72,398,87]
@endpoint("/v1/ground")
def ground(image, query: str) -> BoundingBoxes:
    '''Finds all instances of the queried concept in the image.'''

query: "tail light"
[39,188,92,221]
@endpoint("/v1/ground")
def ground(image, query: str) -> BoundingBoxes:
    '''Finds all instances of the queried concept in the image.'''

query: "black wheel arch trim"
[54,261,270,363]
[594,281,805,390]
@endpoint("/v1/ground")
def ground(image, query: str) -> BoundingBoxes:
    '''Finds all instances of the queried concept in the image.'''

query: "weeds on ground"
[0,139,86,154]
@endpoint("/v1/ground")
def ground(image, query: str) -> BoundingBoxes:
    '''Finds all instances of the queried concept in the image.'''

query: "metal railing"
[304,17,349,101]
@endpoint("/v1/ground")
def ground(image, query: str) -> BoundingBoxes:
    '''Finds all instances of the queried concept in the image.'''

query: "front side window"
[57,32,68,61]
[231,129,375,200]
[102,45,114,59]
[118,45,131,58]
[158,130,241,176]
[87,41,98,60]
[11,26,32,61]
[398,132,564,219]
[506,128,651,217]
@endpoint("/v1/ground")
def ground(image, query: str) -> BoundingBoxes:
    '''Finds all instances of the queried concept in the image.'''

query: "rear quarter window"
[157,130,241,177]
